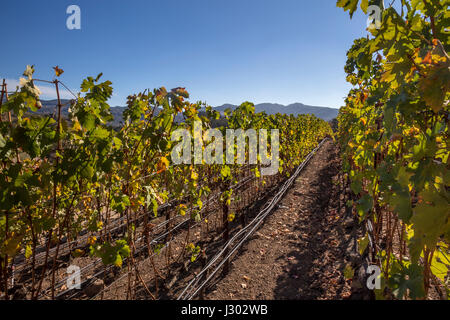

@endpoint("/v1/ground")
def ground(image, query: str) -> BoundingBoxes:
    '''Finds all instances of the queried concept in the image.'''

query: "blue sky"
[0,0,371,108]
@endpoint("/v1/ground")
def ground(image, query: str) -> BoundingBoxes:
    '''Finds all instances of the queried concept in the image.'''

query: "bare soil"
[206,140,357,300]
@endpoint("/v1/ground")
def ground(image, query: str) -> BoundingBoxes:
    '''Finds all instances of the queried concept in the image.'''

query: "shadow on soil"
[272,144,350,299]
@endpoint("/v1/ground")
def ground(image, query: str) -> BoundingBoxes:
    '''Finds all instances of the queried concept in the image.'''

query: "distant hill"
[10,99,338,127]
[213,103,339,121]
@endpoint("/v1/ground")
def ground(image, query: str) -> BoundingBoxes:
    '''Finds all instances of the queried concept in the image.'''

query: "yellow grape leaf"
[72,249,84,258]
[179,204,187,216]
[53,66,64,77]
[25,245,32,260]
[358,234,369,255]
[157,156,169,172]
[348,141,357,148]
[4,235,23,256]
[430,249,450,282]
[343,264,354,279]
[72,120,82,132]
[87,236,97,246]
[114,254,123,268]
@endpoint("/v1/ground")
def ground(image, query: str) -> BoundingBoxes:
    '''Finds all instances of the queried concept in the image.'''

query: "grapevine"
[0,67,332,299]
[337,0,449,299]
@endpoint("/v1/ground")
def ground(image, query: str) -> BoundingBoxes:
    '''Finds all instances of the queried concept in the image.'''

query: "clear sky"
[1,0,371,108]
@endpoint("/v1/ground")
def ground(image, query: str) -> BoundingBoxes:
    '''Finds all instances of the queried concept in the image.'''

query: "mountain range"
[214,103,338,121]
[15,99,338,127]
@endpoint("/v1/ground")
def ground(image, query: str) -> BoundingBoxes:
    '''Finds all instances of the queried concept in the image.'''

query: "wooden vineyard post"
[240,167,249,228]
[1,80,11,300]
[164,204,172,243]
[0,81,3,297]
[165,206,173,274]
[0,79,5,123]
[240,206,246,228]
[2,82,19,163]
[34,80,63,299]
[257,163,261,201]
[199,249,207,299]
[222,182,230,276]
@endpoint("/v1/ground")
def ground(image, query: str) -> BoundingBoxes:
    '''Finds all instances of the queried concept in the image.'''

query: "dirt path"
[206,140,358,300]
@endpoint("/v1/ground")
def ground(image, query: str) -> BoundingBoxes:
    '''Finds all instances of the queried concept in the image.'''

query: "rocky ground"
[206,140,364,300]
